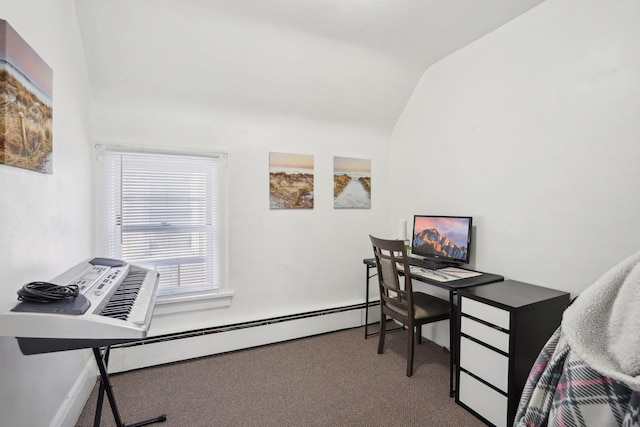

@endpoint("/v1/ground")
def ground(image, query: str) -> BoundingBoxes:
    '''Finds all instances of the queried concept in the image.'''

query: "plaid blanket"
[514,328,640,427]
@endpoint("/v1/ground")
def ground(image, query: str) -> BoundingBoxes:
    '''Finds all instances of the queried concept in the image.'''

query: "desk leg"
[365,264,371,339]
[364,264,382,339]
[449,290,456,398]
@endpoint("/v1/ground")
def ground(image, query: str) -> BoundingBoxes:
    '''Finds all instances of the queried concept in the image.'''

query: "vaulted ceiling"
[74,0,545,133]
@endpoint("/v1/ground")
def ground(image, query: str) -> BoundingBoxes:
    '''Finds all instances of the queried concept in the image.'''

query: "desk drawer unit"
[455,280,570,427]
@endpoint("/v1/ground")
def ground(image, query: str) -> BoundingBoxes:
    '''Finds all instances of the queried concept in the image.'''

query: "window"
[96,147,228,302]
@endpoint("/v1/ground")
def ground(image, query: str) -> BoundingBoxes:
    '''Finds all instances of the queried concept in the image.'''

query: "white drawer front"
[461,316,510,353]
[461,297,510,330]
[460,336,509,392]
[459,370,508,427]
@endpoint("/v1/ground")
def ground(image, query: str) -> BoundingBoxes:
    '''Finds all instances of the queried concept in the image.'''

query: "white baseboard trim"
[108,306,365,373]
[52,356,97,427]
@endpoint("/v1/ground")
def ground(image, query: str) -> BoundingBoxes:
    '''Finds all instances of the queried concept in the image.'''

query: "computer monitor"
[411,215,472,266]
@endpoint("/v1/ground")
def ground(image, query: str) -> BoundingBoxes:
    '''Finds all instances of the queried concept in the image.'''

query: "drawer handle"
[461,313,509,333]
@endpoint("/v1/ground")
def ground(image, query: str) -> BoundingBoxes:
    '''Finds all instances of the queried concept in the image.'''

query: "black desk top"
[457,279,570,309]
[363,258,504,291]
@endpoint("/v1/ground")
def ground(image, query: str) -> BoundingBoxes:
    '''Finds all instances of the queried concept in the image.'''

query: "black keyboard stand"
[92,346,167,427]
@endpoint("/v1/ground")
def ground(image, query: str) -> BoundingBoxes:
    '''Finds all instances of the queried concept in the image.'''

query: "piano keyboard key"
[97,266,158,327]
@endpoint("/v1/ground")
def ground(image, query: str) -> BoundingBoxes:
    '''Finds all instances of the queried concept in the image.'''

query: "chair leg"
[407,325,414,377]
[417,324,422,344]
[378,318,386,355]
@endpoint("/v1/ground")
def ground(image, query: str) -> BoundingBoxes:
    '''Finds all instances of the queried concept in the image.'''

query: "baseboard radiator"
[107,301,379,373]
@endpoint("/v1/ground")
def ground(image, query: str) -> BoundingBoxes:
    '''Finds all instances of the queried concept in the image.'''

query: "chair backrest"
[369,235,414,323]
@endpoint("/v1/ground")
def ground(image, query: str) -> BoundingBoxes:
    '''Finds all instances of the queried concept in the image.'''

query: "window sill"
[153,290,234,316]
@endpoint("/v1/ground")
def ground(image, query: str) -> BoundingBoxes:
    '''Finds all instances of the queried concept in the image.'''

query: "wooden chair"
[369,235,450,376]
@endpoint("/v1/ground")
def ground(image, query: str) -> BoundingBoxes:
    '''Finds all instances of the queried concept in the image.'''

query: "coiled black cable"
[17,281,80,303]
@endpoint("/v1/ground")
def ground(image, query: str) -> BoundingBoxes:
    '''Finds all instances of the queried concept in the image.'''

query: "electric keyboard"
[0,257,160,355]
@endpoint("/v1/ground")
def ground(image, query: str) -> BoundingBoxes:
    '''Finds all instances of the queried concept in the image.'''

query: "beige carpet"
[75,325,485,427]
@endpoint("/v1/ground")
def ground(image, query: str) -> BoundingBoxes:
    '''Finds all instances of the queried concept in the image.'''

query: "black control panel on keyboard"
[407,257,449,270]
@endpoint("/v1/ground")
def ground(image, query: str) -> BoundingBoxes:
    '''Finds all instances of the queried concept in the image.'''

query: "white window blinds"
[96,149,226,297]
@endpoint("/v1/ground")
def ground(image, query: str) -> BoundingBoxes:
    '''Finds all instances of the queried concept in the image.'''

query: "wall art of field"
[1,69,53,173]
[269,172,314,209]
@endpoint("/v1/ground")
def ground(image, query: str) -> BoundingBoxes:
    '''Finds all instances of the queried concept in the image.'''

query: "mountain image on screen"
[413,228,467,260]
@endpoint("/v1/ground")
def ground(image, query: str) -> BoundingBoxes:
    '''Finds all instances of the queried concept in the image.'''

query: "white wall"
[90,101,392,336]
[391,0,640,297]
[0,0,94,426]
[7,0,637,424]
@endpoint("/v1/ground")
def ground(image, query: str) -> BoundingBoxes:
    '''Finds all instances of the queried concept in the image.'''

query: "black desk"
[363,258,504,396]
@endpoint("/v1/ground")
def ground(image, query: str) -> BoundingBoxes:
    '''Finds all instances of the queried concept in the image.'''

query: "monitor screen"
[411,215,472,265]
